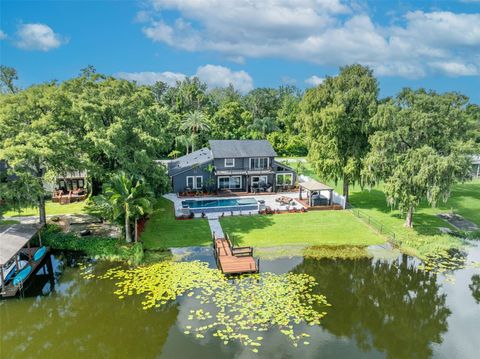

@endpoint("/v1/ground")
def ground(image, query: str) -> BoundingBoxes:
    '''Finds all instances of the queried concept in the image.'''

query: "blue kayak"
[33,246,47,261]
[13,265,32,286]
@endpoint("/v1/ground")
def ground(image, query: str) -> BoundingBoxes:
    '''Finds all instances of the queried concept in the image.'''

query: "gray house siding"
[214,156,275,171]
[214,157,246,170]
[171,161,214,193]
[166,141,297,193]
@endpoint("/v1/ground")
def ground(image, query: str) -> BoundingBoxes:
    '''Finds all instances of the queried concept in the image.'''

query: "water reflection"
[470,274,480,304]
[0,255,179,358]
[293,255,451,359]
[2,248,479,359]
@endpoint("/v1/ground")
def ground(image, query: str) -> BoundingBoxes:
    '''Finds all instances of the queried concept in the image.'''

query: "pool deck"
[164,192,304,218]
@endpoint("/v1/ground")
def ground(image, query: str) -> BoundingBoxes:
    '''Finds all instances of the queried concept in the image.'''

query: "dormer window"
[225,158,235,167]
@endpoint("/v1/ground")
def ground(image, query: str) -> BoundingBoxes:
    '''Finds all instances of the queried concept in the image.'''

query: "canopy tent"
[298,180,334,206]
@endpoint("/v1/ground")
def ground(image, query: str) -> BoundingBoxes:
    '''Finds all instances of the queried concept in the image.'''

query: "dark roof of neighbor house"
[209,140,277,158]
[167,147,213,176]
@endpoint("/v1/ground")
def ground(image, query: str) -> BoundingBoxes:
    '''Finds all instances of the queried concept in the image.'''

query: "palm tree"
[103,173,153,243]
[180,111,210,152]
[248,116,278,138]
[175,134,192,154]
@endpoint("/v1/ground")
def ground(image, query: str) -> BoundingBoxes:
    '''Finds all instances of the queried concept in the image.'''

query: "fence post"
[380,225,383,233]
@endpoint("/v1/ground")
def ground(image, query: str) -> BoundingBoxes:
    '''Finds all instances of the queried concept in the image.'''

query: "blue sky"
[1,0,479,102]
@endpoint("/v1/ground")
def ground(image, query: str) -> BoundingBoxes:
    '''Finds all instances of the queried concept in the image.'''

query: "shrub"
[40,224,144,264]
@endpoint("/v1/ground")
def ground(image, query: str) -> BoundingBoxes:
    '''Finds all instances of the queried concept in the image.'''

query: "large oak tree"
[299,64,379,201]
[363,88,476,227]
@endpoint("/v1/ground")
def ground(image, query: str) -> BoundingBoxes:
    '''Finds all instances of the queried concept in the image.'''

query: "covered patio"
[298,180,334,207]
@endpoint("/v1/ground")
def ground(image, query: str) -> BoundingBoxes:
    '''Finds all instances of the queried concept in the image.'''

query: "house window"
[195,176,203,189]
[187,176,203,190]
[225,158,235,167]
[186,176,194,189]
[250,157,269,169]
[218,176,242,189]
[251,176,268,188]
[276,173,293,186]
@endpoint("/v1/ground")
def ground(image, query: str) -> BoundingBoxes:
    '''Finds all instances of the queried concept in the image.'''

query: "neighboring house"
[472,155,480,179]
[163,140,296,193]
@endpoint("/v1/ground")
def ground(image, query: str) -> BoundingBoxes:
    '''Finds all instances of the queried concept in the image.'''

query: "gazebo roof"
[0,224,39,265]
[299,180,333,192]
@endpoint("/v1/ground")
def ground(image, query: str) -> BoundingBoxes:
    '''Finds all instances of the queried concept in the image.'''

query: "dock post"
[0,267,5,293]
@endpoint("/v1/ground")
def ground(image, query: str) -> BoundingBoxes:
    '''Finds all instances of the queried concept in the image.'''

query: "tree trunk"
[134,218,138,243]
[125,210,132,243]
[405,206,414,228]
[38,195,46,225]
[342,176,350,204]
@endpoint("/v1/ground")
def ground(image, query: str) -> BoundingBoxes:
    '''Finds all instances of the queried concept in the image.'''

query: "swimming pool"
[181,198,258,213]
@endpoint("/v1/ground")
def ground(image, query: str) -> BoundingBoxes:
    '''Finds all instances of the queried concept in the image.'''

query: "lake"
[1,245,479,359]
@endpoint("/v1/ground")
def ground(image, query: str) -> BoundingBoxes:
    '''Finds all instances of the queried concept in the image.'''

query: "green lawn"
[220,211,384,247]
[2,200,87,217]
[141,197,211,249]
[295,160,480,257]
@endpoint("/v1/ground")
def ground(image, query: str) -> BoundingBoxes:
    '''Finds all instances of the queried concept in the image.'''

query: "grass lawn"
[141,197,211,249]
[296,160,480,257]
[2,200,87,217]
[220,211,384,247]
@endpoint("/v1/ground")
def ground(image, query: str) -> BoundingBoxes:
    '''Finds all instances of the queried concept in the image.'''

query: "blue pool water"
[182,198,257,209]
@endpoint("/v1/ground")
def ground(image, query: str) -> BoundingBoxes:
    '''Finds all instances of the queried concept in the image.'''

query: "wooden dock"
[213,234,258,275]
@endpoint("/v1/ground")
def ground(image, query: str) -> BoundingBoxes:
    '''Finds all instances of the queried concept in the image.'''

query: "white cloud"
[195,65,253,93]
[0,30,7,40]
[116,65,254,92]
[116,71,187,86]
[305,75,325,86]
[428,61,479,76]
[140,1,480,79]
[15,23,65,51]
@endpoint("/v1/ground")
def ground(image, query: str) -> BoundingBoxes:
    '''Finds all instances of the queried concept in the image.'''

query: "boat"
[33,246,47,262]
[12,265,32,286]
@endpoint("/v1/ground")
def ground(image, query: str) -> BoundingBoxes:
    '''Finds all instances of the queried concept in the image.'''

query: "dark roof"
[209,140,277,158]
[167,148,213,176]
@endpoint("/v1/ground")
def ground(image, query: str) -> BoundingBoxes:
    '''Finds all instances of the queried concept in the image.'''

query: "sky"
[0,0,479,102]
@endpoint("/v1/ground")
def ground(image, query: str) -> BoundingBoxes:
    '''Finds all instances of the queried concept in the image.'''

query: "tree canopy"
[363,88,476,227]
[299,64,379,200]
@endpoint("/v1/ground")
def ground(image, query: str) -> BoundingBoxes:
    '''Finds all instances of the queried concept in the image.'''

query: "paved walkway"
[208,218,224,239]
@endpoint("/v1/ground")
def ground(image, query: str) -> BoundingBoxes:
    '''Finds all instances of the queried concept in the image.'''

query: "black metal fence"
[346,204,401,247]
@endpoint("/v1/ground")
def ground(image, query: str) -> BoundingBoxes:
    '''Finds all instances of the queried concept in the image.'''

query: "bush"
[40,224,144,264]
[465,230,480,240]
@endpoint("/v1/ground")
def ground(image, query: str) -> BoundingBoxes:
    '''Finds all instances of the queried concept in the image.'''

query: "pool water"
[182,198,257,209]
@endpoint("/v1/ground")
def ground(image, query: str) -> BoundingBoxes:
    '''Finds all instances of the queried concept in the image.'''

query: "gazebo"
[298,180,334,207]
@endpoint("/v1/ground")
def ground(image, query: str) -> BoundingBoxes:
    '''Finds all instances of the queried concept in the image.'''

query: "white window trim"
[186,176,194,189]
[249,157,270,170]
[276,173,293,185]
[195,176,203,189]
[251,175,268,186]
[217,176,242,189]
[224,158,235,168]
[187,175,203,189]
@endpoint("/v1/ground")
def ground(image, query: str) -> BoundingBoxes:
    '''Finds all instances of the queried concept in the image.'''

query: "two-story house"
[164,140,296,193]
